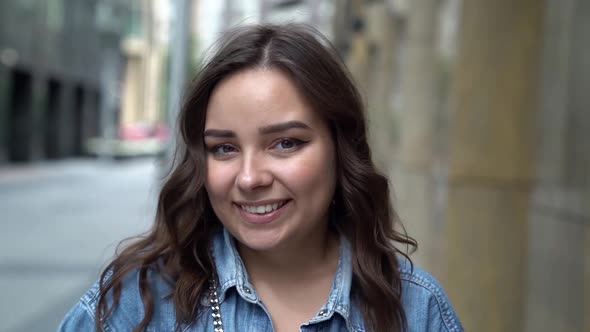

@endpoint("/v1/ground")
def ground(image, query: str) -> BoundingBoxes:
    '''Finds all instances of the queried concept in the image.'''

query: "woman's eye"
[209,144,237,155]
[274,138,305,151]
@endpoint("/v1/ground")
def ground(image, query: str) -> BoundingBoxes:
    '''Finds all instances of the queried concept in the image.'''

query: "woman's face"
[204,68,337,252]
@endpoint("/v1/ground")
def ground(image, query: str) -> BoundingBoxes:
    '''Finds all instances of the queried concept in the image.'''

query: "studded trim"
[208,276,224,332]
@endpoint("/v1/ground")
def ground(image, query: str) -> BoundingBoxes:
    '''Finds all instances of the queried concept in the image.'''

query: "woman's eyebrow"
[259,121,311,135]
[203,129,236,137]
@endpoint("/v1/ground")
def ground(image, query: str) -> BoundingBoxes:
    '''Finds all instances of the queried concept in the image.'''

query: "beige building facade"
[119,0,169,131]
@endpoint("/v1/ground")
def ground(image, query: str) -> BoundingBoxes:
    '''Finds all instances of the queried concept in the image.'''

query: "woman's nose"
[236,155,273,191]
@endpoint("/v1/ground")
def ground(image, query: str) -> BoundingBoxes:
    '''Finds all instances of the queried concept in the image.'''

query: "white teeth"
[240,201,286,214]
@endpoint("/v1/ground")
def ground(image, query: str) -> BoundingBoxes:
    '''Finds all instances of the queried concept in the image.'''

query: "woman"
[59,24,463,332]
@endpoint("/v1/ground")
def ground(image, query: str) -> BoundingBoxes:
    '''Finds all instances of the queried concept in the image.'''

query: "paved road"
[0,158,161,332]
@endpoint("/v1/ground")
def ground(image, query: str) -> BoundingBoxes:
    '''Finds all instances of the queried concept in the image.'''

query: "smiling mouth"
[238,200,289,215]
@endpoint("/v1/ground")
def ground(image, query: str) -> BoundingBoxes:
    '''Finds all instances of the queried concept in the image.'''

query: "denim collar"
[206,227,364,331]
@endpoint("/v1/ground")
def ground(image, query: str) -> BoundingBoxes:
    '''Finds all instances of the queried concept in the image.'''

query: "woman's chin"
[234,230,284,252]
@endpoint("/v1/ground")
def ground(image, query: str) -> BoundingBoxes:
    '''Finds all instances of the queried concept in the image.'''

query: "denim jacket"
[58,229,463,331]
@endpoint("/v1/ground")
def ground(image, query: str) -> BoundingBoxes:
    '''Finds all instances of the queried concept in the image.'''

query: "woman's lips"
[235,200,290,224]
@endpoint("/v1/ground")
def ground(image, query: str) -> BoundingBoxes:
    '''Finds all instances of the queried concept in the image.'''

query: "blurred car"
[85,123,170,159]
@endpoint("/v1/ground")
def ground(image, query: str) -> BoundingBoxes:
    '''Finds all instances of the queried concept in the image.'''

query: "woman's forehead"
[204,68,321,130]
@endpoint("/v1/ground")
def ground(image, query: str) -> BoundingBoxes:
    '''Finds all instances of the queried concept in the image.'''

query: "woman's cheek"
[279,154,332,187]
[206,162,235,196]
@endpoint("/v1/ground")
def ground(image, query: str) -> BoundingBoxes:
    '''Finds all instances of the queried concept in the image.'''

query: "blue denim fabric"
[58,228,463,331]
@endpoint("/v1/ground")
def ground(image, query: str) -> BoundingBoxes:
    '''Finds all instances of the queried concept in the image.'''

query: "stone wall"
[525,0,590,330]
[334,0,589,330]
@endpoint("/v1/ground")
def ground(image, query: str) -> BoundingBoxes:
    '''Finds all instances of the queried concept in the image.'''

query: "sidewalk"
[0,157,158,332]
[0,157,162,184]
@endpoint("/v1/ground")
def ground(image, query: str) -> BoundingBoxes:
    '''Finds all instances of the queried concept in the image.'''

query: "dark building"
[0,0,135,163]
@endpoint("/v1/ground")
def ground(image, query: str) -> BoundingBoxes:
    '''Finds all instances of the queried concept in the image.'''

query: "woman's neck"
[237,226,339,284]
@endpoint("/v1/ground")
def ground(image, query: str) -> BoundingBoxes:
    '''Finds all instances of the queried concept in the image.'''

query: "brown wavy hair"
[95,23,417,332]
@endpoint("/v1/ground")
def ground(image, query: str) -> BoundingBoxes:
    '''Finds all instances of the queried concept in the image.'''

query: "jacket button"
[242,286,252,294]
[318,309,327,316]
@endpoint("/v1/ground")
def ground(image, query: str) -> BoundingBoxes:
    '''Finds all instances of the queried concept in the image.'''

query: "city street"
[0,158,160,332]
